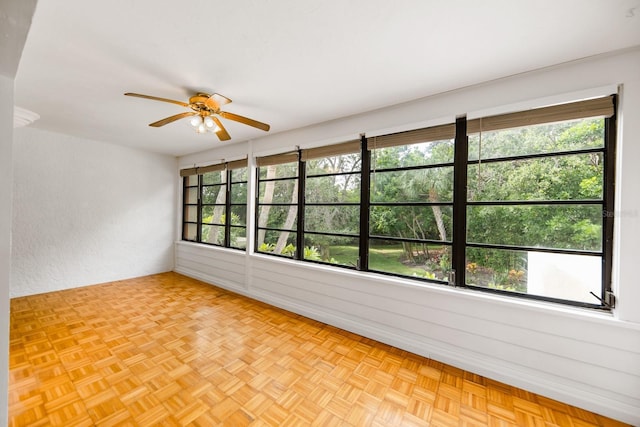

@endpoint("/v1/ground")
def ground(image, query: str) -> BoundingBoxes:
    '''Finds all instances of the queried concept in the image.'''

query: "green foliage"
[464,118,606,287]
[413,270,436,280]
[256,117,606,296]
[304,246,322,261]
[282,243,296,256]
[258,242,275,252]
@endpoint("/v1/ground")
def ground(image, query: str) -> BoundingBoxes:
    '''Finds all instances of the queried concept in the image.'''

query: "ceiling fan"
[124,91,270,141]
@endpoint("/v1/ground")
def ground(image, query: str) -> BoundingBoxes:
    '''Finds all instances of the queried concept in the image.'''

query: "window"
[201,166,226,246]
[461,96,616,305]
[228,160,249,249]
[183,173,199,241]
[256,152,299,257]
[303,141,361,267]
[367,125,455,281]
[181,160,248,250]
[247,94,617,309]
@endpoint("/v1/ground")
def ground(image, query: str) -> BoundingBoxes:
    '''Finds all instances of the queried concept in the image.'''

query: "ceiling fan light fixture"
[124,91,269,142]
[190,115,202,127]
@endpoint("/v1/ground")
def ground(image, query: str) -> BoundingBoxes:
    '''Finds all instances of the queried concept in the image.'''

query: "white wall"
[0,73,15,427]
[1,1,38,421]
[10,128,177,297]
[177,48,640,425]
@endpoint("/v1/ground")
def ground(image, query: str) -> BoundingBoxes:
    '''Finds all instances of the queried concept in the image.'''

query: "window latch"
[448,270,456,286]
[589,290,616,309]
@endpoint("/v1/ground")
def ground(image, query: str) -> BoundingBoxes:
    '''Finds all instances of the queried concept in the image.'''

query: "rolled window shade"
[467,95,614,134]
[367,123,455,150]
[198,163,226,174]
[227,158,248,170]
[255,151,299,167]
[300,140,361,161]
[179,167,198,177]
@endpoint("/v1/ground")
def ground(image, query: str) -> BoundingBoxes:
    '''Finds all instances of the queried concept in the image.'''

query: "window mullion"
[181,177,188,241]
[225,169,231,248]
[359,135,370,271]
[452,117,468,286]
[603,95,617,303]
[197,174,203,242]
[296,150,305,260]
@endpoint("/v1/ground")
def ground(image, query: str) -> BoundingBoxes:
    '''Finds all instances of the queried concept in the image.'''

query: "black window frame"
[366,127,456,282]
[302,145,362,268]
[248,95,618,310]
[181,160,248,251]
[455,98,617,309]
[255,152,300,259]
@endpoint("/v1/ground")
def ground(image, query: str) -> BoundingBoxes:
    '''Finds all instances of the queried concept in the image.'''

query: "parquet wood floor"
[9,272,630,427]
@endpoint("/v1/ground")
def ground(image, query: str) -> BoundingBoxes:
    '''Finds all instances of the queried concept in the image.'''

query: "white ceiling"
[14,0,640,157]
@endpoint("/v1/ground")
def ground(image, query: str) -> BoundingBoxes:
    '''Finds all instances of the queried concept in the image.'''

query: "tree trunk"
[206,172,227,244]
[257,165,277,246]
[274,180,298,254]
[429,187,447,242]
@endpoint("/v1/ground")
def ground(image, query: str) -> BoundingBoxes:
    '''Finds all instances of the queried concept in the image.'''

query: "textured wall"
[11,128,177,297]
[177,49,640,425]
[0,73,15,427]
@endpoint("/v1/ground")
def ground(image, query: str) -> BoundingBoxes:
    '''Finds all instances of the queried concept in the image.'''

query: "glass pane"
[184,187,198,204]
[370,205,452,242]
[368,239,451,281]
[256,230,297,257]
[202,205,226,225]
[306,154,361,175]
[467,204,603,251]
[184,205,198,222]
[258,179,298,204]
[183,223,197,241]
[465,247,602,304]
[230,226,246,249]
[201,224,225,245]
[203,170,226,185]
[231,167,248,182]
[303,236,359,267]
[185,175,198,186]
[305,174,360,203]
[202,185,225,204]
[230,182,247,204]
[468,117,605,161]
[257,205,297,230]
[258,162,298,179]
[230,205,246,226]
[371,167,453,203]
[304,205,360,235]
[371,139,454,169]
[468,153,604,202]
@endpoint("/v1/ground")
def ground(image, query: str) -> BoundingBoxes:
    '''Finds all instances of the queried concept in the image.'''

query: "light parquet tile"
[9,272,632,426]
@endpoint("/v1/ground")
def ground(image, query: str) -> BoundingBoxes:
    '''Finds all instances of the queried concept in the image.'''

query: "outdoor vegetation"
[256,117,605,295]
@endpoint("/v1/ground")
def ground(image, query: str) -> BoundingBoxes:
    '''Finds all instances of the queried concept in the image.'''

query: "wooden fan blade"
[212,93,231,105]
[213,117,231,141]
[219,111,270,131]
[149,112,197,127]
[124,92,189,107]
[204,93,232,111]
